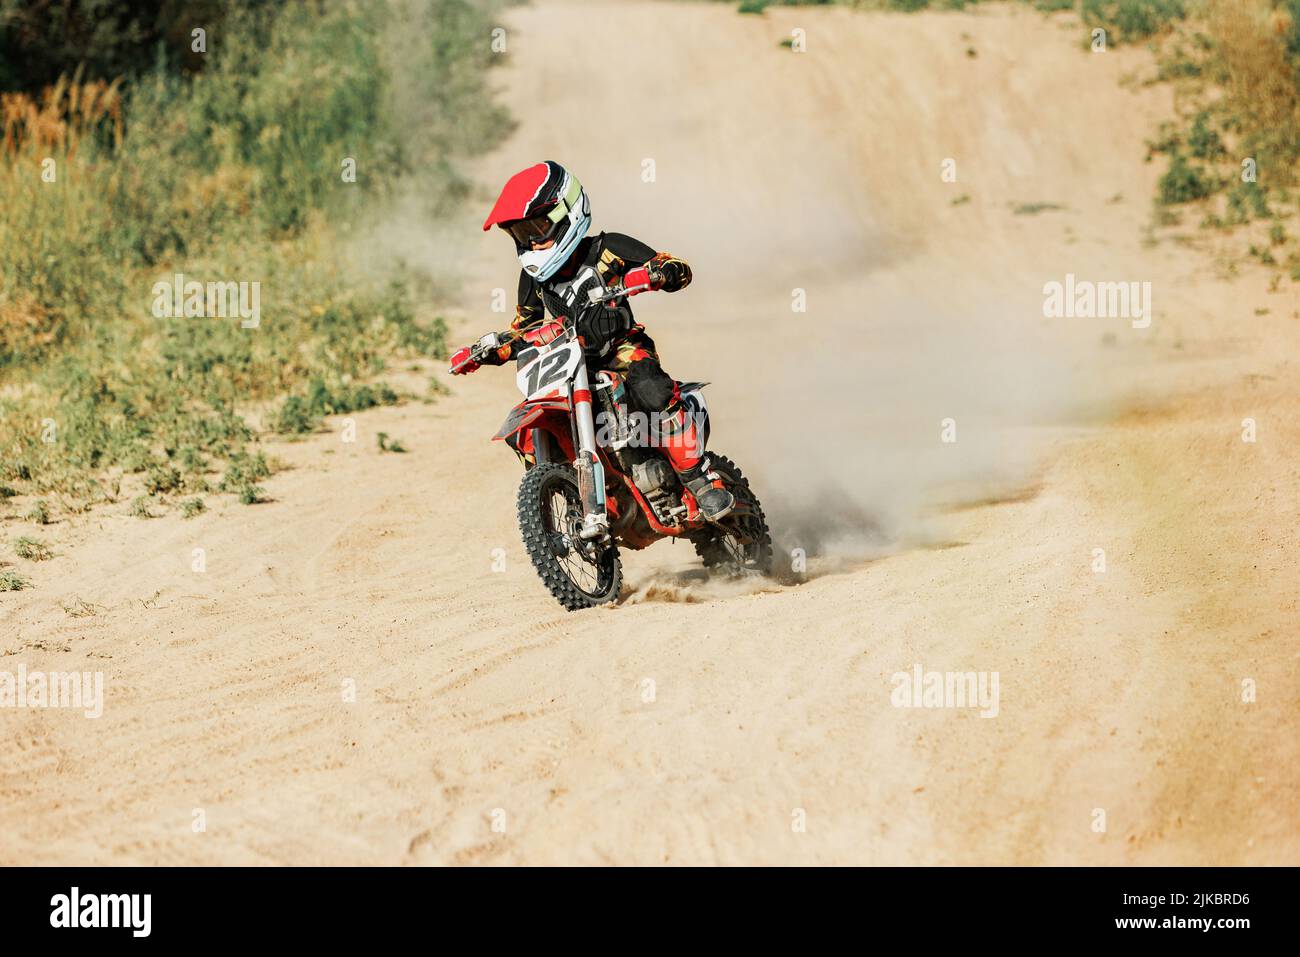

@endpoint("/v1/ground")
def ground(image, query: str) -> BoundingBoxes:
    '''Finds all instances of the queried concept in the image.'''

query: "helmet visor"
[500,205,566,247]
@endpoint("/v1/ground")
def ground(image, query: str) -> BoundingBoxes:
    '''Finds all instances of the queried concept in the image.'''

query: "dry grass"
[1207,0,1300,183]
[1,75,122,158]
[0,0,505,512]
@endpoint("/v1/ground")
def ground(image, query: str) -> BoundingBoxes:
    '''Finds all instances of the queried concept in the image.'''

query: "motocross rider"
[450,160,734,521]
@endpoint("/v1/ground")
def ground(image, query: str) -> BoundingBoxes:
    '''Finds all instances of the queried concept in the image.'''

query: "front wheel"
[517,463,622,611]
[688,453,773,576]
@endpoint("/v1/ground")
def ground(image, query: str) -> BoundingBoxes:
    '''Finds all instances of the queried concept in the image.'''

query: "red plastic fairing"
[493,398,570,442]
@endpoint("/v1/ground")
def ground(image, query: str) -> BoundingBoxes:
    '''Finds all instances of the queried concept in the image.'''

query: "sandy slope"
[2,0,1297,865]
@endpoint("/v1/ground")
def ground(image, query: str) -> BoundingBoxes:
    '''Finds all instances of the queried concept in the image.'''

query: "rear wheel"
[688,453,773,576]
[517,463,622,611]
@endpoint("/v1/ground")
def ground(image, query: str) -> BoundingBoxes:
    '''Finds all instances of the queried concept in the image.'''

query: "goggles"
[499,204,566,247]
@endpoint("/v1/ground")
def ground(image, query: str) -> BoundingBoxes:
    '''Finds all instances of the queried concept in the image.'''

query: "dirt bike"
[460,284,772,611]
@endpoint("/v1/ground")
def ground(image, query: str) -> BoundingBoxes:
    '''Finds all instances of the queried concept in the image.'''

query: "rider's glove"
[450,333,502,374]
[449,346,480,375]
[620,265,664,296]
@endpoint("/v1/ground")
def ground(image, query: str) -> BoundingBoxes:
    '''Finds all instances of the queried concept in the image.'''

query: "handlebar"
[467,334,500,363]
[460,282,650,367]
[585,282,649,306]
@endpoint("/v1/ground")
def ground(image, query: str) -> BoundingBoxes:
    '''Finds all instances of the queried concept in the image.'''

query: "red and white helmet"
[483,161,591,281]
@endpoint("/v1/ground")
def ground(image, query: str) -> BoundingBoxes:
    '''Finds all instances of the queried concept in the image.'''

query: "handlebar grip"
[586,283,648,306]
[472,332,502,360]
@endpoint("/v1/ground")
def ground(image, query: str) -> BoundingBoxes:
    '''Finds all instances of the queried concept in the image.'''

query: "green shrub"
[144,464,182,495]
[272,378,401,434]
[1081,0,1186,44]
[129,496,155,519]
[1224,182,1271,223]
[238,484,267,506]
[377,432,408,453]
[0,570,31,592]
[219,452,271,493]
[13,537,53,561]
[1012,201,1066,215]
[0,0,500,504]
[1187,112,1226,160]
[1159,153,1216,205]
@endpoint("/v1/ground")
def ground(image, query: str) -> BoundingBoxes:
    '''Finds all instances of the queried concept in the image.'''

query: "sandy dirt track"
[2,0,1297,865]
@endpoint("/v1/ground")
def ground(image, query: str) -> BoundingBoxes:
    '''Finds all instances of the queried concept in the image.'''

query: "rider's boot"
[654,388,734,522]
[678,460,735,521]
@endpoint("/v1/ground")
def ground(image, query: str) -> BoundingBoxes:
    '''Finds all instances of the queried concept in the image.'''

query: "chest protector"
[540,252,634,362]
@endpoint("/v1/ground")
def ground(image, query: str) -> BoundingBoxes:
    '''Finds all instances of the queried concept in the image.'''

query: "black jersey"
[485,231,691,364]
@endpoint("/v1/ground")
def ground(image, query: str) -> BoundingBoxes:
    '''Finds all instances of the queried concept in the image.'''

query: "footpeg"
[579,515,609,541]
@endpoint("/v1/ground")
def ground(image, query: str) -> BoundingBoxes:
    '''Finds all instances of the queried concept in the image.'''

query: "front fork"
[571,362,609,540]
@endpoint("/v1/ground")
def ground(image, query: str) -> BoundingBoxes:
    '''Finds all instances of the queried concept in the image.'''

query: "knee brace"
[624,359,678,414]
